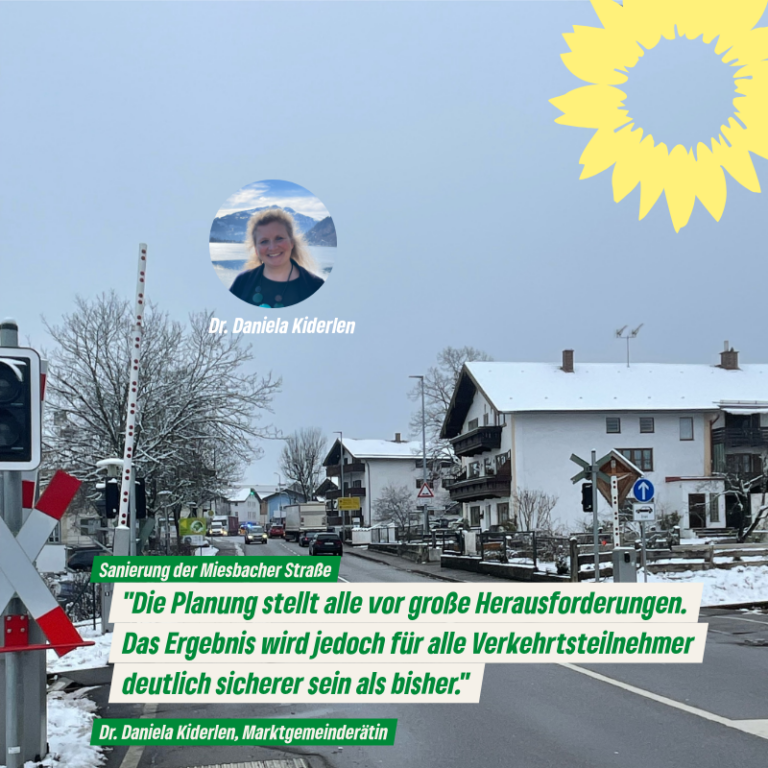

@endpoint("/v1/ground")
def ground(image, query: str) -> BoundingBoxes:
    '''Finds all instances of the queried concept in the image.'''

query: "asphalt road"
[98,537,768,768]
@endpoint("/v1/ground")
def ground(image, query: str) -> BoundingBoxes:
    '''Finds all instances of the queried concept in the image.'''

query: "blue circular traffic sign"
[632,478,655,502]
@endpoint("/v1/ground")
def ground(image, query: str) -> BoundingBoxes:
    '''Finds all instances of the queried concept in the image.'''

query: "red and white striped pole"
[113,244,148,557]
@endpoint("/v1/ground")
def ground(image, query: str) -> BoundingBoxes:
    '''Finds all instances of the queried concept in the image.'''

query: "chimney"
[394,432,402,443]
[719,341,739,370]
[561,349,574,373]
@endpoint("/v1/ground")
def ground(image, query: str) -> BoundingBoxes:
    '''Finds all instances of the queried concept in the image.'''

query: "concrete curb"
[345,547,463,582]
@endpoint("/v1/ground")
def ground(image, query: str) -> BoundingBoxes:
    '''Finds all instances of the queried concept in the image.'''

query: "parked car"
[309,532,343,556]
[269,525,285,538]
[245,525,268,545]
[299,531,320,548]
[67,547,107,571]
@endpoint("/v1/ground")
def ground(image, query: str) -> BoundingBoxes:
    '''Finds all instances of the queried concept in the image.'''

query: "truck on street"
[284,503,327,542]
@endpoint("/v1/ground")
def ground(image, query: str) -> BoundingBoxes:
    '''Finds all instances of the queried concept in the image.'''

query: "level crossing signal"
[0,349,41,470]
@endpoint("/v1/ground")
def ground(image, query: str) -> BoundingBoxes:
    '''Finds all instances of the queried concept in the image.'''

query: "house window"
[679,417,694,441]
[469,506,481,527]
[709,495,720,523]
[606,417,621,434]
[352,479,362,488]
[619,448,653,471]
[47,522,61,544]
[467,418,479,431]
[639,417,655,433]
[498,503,510,523]
[415,479,433,489]
[483,412,490,426]
[469,461,480,478]
[496,451,511,469]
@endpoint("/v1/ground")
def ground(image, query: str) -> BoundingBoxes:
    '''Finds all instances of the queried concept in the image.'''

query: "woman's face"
[255,221,293,270]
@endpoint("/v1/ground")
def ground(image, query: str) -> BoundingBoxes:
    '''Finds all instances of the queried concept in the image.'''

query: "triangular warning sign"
[417,482,434,499]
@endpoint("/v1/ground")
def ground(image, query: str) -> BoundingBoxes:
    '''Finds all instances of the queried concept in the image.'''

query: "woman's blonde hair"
[244,207,322,275]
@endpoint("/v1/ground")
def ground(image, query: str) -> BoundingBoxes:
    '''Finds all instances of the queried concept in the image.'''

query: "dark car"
[299,531,320,548]
[269,525,285,538]
[67,548,107,571]
[309,532,343,557]
[245,525,268,545]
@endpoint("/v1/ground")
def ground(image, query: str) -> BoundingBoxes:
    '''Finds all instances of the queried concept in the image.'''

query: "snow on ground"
[40,687,105,768]
[47,624,113,674]
[644,564,768,606]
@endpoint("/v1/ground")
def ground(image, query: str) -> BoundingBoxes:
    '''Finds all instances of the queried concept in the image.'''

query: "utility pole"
[410,375,429,534]
[334,431,344,539]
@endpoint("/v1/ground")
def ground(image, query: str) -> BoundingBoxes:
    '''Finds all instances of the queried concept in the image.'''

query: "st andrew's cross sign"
[0,470,93,656]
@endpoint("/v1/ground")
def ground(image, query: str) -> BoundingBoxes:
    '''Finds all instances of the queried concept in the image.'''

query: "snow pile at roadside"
[32,688,105,768]
[644,564,768,606]
[47,625,113,674]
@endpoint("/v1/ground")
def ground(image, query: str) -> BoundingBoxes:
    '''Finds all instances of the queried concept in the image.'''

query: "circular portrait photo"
[210,179,336,308]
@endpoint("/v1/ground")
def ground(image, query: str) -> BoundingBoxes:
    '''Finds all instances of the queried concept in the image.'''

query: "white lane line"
[710,614,768,627]
[560,663,768,740]
[118,702,158,768]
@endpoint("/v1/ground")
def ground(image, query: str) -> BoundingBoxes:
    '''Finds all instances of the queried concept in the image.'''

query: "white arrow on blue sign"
[632,478,655,502]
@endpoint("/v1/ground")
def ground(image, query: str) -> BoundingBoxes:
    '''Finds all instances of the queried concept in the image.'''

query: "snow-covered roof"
[442,361,768,438]
[342,438,422,460]
[225,487,257,503]
[468,362,768,413]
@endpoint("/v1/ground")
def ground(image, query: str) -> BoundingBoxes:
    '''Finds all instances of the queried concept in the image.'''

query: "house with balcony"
[322,433,449,526]
[441,346,768,533]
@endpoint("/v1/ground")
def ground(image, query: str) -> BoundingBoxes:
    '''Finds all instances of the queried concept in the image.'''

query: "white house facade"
[322,434,447,526]
[441,348,768,534]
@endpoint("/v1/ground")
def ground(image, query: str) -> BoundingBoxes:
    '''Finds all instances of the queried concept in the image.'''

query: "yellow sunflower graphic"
[550,0,768,231]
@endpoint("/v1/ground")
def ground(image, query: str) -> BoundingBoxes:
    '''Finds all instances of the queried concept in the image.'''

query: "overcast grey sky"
[2,2,766,483]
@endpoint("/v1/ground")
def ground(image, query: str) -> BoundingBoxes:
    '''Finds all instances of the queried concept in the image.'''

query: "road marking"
[561,663,768,740]
[710,614,768,627]
[118,702,158,768]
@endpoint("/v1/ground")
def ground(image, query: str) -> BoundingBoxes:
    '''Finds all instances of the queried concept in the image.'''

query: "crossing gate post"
[0,320,92,765]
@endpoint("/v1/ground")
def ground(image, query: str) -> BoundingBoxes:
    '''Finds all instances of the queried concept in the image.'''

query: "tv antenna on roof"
[615,323,643,368]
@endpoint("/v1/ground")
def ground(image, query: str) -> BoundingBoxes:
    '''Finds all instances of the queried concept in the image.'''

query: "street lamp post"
[410,375,429,534]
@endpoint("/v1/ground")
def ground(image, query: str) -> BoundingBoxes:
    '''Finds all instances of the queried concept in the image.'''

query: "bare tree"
[279,427,327,502]
[513,488,558,532]
[373,484,419,529]
[43,292,281,528]
[408,345,493,470]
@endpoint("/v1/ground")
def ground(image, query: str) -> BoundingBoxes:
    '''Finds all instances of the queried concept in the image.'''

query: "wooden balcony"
[446,465,511,503]
[712,427,768,449]
[325,487,367,500]
[450,426,503,458]
[325,462,366,477]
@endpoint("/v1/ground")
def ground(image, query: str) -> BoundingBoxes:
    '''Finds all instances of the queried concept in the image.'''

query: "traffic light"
[135,478,147,519]
[104,480,120,518]
[0,349,41,470]
[581,482,594,512]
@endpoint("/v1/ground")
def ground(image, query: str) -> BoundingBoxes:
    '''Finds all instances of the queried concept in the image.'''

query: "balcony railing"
[711,427,768,449]
[325,487,367,500]
[325,462,366,477]
[450,426,503,458]
[445,464,511,503]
